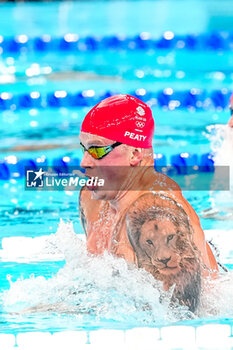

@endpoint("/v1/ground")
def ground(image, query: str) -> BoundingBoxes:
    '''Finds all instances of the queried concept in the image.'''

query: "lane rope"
[0,152,216,180]
[0,89,231,110]
[1,32,233,53]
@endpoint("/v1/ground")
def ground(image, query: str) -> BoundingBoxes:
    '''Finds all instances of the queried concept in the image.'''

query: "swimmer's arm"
[176,193,219,271]
[79,191,87,237]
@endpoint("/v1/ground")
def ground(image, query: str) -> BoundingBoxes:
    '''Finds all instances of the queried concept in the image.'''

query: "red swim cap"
[81,94,155,148]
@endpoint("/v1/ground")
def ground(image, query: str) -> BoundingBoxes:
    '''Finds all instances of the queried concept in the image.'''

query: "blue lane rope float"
[1,32,233,53]
[0,153,215,180]
[0,89,231,111]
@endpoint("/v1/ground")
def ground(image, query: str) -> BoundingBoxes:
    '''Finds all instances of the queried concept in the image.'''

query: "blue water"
[1,0,233,37]
[0,0,233,336]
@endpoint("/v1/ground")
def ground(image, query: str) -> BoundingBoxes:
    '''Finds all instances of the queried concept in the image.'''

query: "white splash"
[2,220,233,324]
[203,124,233,218]
[206,124,233,168]
[199,271,233,319]
[2,220,192,324]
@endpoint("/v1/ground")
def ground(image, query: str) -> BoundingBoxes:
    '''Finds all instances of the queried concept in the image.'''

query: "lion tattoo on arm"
[126,193,201,313]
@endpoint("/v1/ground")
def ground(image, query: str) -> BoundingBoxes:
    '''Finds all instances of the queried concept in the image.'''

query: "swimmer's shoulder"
[142,167,181,192]
[154,171,181,192]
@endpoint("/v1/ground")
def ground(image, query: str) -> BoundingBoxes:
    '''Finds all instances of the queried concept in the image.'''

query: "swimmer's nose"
[158,257,171,265]
[80,150,95,169]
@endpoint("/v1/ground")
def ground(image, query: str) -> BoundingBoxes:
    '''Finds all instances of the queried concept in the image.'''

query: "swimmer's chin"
[90,189,108,200]
[90,189,119,201]
[85,184,102,198]
[90,190,100,200]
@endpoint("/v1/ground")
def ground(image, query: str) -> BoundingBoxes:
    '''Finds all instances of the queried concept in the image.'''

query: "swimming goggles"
[80,141,122,160]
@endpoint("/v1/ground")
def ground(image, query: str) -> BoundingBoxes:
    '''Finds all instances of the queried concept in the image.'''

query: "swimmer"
[79,94,218,312]
[228,93,233,128]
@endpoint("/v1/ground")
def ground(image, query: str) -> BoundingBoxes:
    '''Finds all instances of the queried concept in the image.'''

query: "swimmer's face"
[139,218,182,275]
[79,132,135,200]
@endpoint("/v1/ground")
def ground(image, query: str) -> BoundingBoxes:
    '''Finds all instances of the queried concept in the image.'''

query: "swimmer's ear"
[129,148,143,166]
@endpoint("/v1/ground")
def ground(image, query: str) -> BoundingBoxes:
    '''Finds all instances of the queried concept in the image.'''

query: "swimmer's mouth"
[84,174,98,191]
[86,181,99,191]
[87,185,97,191]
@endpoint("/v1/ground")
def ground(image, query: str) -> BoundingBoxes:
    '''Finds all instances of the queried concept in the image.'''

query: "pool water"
[1,0,233,348]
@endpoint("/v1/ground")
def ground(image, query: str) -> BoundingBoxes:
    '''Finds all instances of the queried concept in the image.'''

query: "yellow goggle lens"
[88,146,111,159]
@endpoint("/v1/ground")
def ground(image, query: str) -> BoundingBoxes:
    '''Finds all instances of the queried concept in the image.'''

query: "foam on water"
[1,220,192,325]
[195,124,233,318]
[206,124,233,169]
[206,124,233,191]
[199,271,233,319]
[202,124,233,220]
[1,220,233,326]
